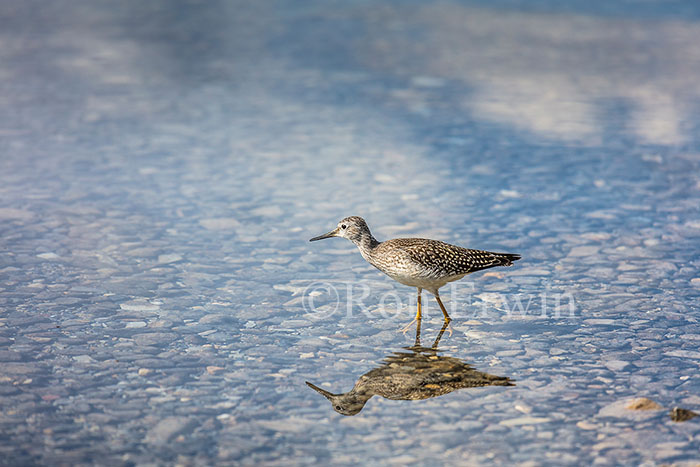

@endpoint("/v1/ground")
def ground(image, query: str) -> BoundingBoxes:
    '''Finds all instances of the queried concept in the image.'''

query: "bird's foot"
[399,317,419,334]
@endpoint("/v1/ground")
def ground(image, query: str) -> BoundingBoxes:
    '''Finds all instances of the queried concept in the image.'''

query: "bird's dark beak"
[306,381,336,400]
[309,227,339,242]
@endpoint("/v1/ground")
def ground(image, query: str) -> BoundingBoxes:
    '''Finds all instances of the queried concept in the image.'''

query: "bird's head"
[309,216,370,244]
[305,381,367,416]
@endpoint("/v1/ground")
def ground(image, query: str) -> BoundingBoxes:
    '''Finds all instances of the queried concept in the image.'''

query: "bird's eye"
[341,224,347,229]
[335,405,342,410]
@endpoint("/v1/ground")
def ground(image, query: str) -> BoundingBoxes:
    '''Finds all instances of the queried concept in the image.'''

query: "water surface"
[1,0,700,465]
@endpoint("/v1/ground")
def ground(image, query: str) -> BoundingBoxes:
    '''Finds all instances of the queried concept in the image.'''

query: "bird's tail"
[497,253,521,266]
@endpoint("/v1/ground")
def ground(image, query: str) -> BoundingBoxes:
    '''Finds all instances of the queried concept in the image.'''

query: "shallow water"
[2,1,700,465]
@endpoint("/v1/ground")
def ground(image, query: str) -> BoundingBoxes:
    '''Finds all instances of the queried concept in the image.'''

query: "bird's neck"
[354,233,380,260]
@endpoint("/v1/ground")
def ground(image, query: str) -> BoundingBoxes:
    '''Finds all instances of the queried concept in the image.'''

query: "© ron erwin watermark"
[301,281,576,321]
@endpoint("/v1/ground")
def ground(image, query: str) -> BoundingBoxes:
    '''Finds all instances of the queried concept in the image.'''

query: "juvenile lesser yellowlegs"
[309,216,521,323]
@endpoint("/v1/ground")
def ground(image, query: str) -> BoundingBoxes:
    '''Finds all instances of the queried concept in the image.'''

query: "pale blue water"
[2,1,700,465]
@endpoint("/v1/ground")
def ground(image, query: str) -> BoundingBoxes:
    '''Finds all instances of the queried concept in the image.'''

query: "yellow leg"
[400,288,422,334]
[434,295,451,322]
[434,294,452,336]
[417,292,422,320]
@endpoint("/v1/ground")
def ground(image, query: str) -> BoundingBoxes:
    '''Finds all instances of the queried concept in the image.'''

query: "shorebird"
[309,216,520,324]
[306,320,514,415]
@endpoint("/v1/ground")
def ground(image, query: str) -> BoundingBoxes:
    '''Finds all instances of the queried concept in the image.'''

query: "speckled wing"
[384,238,520,279]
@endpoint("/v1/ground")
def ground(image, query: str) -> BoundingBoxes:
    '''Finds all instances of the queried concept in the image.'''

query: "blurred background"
[1,0,700,465]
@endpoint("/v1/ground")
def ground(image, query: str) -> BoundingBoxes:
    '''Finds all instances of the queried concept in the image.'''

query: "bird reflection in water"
[306,320,514,416]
